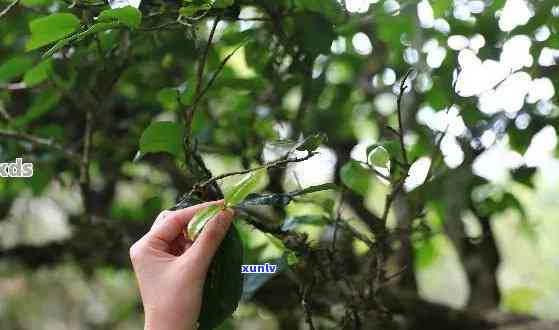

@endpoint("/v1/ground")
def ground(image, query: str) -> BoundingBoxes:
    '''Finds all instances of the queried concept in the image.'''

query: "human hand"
[129,201,234,330]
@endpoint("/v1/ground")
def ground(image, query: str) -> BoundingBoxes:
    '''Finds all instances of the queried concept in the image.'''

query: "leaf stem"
[194,151,317,190]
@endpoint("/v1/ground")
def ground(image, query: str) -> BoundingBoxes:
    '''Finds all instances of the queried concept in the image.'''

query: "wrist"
[144,307,196,330]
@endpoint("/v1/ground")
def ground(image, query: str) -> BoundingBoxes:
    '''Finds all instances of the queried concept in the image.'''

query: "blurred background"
[1,0,558,329]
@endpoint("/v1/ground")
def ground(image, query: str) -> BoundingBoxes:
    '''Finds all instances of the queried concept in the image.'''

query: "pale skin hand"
[129,201,234,330]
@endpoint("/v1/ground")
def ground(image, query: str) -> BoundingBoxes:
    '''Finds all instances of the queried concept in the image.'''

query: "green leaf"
[340,160,370,196]
[366,140,400,162]
[503,287,541,314]
[367,146,390,168]
[98,6,142,29]
[478,192,527,220]
[224,172,259,207]
[414,238,438,269]
[238,193,292,207]
[432,0,452,17]
[179,3,211,16]
[42,22,120,58]
[281,215,327,231]
[294,0,344,24]
[187,204,222,240]
[180,76,197,105]
[376,13,414,51]
[510,166,536,188]
[291,183,337,196]
[21,0,54,6]
[296,133,326,152]
[292,13,336,55]
[41,38,72,59]
[138,121,184,159]
[213,0,233,9]
[26,13,81,51]
[198,223,243,330]
[23,59,52,87]
[157,88,180,111]
[236,184,335,208]
[0,56,34,82]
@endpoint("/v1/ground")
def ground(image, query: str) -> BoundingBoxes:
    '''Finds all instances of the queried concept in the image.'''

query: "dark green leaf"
[23,59,52,87]
[0,56,34,82]
[294,0,344,24]
[138,121,184,159]
[291,183,337,196]
[296,133,327,152]
[281,215,328,231]
[214,0,233,9]
[238,193,292,207]
[292,13,336,55]
[26,13,81,51]
[198,223,243,330]
[510,167,536,188]
[98,6,142,29]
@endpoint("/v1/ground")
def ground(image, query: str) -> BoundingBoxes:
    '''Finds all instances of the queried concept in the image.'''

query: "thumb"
[184,208,234,271]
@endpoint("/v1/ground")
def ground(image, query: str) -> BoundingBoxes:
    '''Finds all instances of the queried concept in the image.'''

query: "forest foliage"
[1,0,559,329]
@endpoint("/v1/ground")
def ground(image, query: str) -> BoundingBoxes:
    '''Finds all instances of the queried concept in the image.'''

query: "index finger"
[147,200,224,243]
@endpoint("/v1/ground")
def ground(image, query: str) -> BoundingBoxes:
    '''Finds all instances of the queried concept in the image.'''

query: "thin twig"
[195,151,317,189]
[182,16,222,187]
[383,265,408,284]
[0,103,12,121]
[396,69,413,166]
[293,56,314,137]
[372,71,415,296]
[138,21,181,31]
[194,16,220,109]
[0,129,80,161]
[301,276,316,330]
[331,192,344,252]
[183,16,221,140]
[194,41,247,104]
[0,0,19,19]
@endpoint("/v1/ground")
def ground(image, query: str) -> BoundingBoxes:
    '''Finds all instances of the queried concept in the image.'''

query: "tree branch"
[0,0,19,19]
[184,15,221,138]
[194,41,246,105]
[0,129,80,161]
[79,108,93,221]
[396,69,413,166]
[195,151,317,190]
